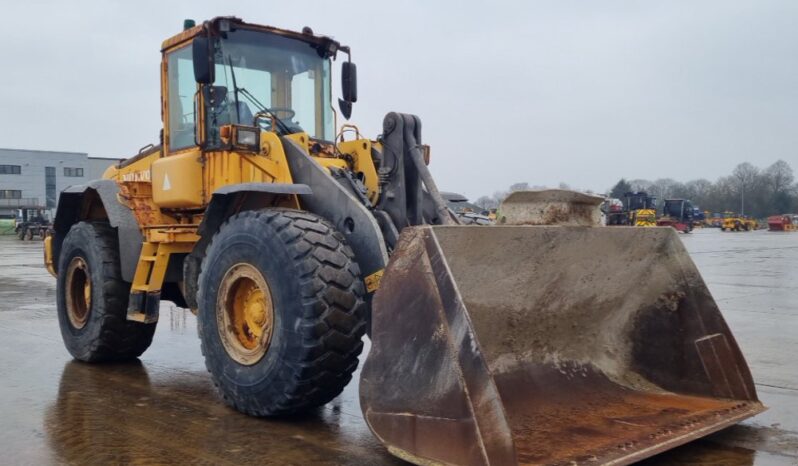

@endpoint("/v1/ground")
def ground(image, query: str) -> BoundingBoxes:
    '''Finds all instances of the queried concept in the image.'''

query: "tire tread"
[58,222,156,362]
[198,209,366,416]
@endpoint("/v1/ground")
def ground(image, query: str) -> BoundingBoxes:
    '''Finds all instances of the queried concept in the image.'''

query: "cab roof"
[160,16,345,57]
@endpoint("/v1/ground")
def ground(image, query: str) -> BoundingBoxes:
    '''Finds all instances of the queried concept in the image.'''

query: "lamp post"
[741,183,745,216]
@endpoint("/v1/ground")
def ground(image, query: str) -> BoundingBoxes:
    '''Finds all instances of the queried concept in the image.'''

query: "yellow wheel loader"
[45,17,763,465]
[721,212,756,232]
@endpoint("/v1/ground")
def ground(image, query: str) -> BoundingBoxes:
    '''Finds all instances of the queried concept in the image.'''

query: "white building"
[0,148,118,218]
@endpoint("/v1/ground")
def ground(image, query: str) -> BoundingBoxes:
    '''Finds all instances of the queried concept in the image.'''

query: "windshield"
[205,29,333,145]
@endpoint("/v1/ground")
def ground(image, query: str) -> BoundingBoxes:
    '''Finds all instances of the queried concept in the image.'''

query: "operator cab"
[163,17,357,154]
[624,191,657,211]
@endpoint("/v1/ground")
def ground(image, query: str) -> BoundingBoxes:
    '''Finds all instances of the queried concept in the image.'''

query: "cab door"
[153,44,204,208]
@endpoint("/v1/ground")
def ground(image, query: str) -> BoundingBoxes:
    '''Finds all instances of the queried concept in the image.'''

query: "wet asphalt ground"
[0,228,796,465]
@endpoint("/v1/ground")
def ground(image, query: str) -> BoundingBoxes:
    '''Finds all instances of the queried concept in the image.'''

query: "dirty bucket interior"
[362,225,764,466]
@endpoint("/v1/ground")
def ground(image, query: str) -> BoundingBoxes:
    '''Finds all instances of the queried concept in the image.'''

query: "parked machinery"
[767,214,796,232]
[691,206,705,227]
[603,197,626,225]
[657,199,695,233]
[625,191,657,226]
[604,192,656,227]
[721,211,740,231]
[14,209,51,241]
[722,212,757,232]
[441,192,492,225]
[708,212,723,228]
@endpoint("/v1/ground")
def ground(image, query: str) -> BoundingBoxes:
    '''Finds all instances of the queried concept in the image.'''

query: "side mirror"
[341,61,357,103]
[338,61,357,120]
[192,36,215,84]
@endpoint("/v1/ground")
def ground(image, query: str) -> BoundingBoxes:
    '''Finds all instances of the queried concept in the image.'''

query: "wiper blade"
[225,57,291,135]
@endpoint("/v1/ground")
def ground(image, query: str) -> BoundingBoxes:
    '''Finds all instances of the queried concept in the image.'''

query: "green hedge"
[0,219,16,235]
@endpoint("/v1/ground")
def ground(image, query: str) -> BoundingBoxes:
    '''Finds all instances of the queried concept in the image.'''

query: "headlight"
[234,126,260,151]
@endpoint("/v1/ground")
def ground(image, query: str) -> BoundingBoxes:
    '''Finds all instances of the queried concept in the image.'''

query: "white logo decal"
[163,173,172,191]
[120,169,151,182]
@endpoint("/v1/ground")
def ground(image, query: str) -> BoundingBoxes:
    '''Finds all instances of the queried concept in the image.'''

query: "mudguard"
[182,182,313,310]
[282,137,389,287]
[196,182,313,237]
[53,180,142,282]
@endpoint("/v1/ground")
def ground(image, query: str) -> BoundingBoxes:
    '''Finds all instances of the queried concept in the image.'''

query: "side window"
[291,70,316,133]
[167,46,196,151]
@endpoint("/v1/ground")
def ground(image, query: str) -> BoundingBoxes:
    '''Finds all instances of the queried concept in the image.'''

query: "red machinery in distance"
[767,214,797,232]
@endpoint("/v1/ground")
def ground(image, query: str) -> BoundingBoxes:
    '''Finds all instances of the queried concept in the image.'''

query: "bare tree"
[628,179,654,192]
[765,160,794,194]
[763,160,796,214]
[474,196,499,210]
[651,178,682,201]
[684,179,712,205]
[732,163,760,215]
[609,179,632,199]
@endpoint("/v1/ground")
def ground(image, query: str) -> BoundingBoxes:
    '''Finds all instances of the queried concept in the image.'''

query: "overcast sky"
[1,1,796,199]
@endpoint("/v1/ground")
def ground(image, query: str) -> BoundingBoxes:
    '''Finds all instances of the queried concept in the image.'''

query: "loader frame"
[45,18,449,322]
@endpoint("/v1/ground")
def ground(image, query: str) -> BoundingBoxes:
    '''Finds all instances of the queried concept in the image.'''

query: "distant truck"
[14,209,52,240]
[656,199,695,233]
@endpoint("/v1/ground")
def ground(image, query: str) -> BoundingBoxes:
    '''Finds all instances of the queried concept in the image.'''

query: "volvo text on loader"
[45,17,764,466]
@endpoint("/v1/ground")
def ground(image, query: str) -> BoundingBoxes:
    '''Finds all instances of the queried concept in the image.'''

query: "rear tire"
[197,209,367,416]
[56,222,156,362]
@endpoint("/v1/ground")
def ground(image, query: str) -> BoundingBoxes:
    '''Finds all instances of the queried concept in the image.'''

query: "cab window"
[167,46,196,151]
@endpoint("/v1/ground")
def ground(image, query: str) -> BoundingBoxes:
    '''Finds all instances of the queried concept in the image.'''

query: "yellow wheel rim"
[65,257,91,329]
[217,263,275,365]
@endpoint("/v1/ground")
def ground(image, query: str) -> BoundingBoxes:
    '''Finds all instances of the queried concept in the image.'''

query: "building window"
[0,190,22,199]
[64,167,84,177]
[0,165,21,175]
[45,167,56,208]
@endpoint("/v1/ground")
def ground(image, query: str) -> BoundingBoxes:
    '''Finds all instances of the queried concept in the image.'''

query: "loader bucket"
[360,225,764,466]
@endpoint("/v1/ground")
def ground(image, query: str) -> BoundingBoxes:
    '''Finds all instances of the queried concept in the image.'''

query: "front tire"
[56,222,156,362]
[197,209,367,416]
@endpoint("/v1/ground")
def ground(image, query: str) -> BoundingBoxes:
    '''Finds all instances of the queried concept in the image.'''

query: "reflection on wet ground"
[0,229,796,465]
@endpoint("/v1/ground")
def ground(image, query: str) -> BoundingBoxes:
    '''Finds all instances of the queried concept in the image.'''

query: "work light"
[234,126,260,151]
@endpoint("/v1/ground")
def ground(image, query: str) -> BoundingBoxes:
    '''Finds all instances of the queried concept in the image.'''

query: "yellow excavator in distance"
[44,17,763,466]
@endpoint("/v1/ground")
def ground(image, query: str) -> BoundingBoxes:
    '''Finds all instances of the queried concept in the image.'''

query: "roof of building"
[0,147,88,156]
